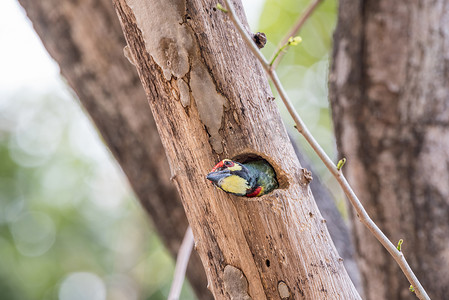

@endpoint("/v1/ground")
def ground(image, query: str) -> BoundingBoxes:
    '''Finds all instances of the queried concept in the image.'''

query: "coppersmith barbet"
[206,159,278,197]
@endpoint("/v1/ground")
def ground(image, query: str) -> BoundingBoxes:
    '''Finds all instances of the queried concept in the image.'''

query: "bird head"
[206,159,255,196]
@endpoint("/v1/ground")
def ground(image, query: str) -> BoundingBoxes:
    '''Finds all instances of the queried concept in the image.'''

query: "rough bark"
[17,0,211,298]
[113,0,360,298]
[291,138,362,292]
[330,1,449,299]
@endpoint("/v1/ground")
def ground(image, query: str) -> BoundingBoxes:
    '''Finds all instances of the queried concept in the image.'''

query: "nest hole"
[231,152,289,190]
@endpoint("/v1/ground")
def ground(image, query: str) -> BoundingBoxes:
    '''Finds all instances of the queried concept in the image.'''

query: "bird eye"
[224,160,234,167]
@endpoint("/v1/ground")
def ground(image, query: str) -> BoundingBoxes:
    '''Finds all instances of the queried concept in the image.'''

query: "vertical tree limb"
[330,0,449,299]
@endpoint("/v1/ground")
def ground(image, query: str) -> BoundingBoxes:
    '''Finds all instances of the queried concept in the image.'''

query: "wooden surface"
[114,0,360,298]
[330,1,449,299]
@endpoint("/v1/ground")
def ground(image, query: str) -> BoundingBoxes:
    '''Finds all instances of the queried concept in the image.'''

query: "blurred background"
[0,0,341,299]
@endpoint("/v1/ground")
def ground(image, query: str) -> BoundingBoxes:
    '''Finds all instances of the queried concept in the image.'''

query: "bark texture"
[113,0,360,298]
[17,0,211,298]
[330,1,449,299]
[291,139,361,292]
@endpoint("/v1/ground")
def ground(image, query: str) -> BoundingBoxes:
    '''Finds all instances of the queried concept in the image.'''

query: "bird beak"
[206,170,230,185]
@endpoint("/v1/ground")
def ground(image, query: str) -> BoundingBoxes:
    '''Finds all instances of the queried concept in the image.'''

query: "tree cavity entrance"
[231,152,289,191]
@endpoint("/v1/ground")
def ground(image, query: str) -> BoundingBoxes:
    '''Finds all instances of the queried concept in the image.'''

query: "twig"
[269,36,302,67]
[220,1,430,299]
[269,0,324,69]
[168,226,194,300]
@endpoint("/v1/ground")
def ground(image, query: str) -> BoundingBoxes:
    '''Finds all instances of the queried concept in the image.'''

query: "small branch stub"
[302,168,313,184]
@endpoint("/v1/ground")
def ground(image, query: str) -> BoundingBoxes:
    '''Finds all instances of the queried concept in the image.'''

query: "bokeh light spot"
[10,211,56,257]
[59,272,106,300]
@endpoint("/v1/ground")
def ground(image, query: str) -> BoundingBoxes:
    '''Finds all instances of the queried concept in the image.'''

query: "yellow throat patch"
[220,174,249,195]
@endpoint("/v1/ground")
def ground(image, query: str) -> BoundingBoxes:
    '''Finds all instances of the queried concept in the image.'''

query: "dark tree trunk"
[330,1,449,299]
[17,0,211,298]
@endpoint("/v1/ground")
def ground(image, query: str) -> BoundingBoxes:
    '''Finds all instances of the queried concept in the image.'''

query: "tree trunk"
[17,0,211,298]
[113,0,360,298]
[291,141,361,292]
[330,1,449,299]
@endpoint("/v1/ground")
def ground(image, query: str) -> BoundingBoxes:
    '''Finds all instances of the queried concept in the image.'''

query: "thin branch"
[168,226,194,300]
[269,36,302,67]
[220,1,430,299]
[269,0,324,69]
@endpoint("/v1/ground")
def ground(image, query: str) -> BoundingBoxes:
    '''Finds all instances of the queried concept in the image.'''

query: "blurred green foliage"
[259,0,337,159]
[0,0,343,299]
[0,89,195,300]
[257,0,347,215]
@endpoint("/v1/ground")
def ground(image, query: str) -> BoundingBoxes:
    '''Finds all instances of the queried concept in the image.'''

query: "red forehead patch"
[210,161,224,172]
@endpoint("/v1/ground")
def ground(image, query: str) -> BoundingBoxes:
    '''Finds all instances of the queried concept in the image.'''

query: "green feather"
[244,160,278,196]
